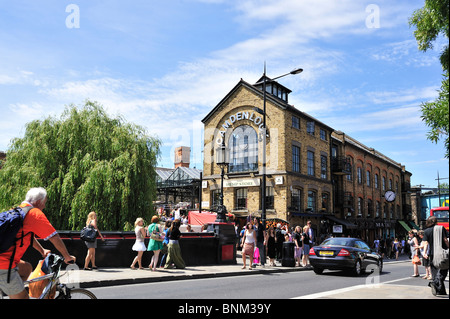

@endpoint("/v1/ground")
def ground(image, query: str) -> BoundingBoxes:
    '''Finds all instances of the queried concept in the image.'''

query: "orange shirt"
[0,202,57,269]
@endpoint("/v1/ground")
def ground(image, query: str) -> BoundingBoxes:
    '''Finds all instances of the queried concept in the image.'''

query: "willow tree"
[0,101,161,230]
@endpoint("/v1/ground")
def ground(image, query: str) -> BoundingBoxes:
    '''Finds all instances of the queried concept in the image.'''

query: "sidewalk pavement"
[67,253,448,299]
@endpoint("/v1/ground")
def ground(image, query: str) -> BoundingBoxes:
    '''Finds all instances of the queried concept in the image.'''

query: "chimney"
[174,146,190,168]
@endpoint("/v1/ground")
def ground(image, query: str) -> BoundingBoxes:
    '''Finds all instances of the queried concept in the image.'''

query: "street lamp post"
[260,65,303,230]
[215,141,230,223]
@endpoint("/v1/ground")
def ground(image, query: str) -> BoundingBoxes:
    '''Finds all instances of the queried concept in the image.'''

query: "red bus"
[430,206,449,232]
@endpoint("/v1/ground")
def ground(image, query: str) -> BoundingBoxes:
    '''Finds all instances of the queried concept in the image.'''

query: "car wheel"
[351,260,362,276]
[313,267,324,275]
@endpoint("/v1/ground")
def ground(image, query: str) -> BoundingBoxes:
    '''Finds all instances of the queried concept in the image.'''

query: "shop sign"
[224,178,260,188]
[275,176,284,185]
[333,225,343,233]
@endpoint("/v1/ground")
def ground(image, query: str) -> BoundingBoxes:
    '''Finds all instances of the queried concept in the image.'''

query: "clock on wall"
[384,190,396,202]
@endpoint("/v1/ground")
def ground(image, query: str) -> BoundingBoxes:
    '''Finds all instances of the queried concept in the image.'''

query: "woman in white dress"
[241,222,257,270]
[130,218,147,269]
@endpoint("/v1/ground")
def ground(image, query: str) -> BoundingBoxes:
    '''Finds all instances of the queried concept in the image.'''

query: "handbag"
[433,225,449,270]
[149,224,164,242]
[80,225,97,242]
[412,253,421,265]
[150,229,164,241]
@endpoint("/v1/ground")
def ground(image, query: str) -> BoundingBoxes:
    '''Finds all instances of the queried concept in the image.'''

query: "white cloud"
[366,86,440,105]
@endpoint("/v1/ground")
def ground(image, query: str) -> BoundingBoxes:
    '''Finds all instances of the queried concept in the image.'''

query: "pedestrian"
[130,218,147,270]
[422,216,449,296]
[147,215,163,271]
[417,230,432,280]
[401,237,406,255]
[302,225,311,267]
[293,226,303,267]
[159,220,172,268]
[253,217,266,268]
[275,223,285,261]
[267,226,276,266]
[0,187,76,299]
[373,237,380,254]
[386,237,393,259]
[164,219,185,269]
[241,222,256,270]
[408,230,421,277]
[392,238,400,261]
[307,221,315,246]
[239,225,246,250]
[83,211,104,270]
[379,237,386,259]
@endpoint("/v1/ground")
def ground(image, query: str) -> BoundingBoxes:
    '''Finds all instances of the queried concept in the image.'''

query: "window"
[229,125,258,173]
[355,241,371,252]
[292,145,300,172]
[211,190,220,209]
[375,201,381,218]
[265,186,274,209]
[307,121,315,135]
[382,177,386,191]
[366,171,371,187]
[235,188,247,209]
[321,193,329,211]
[357,167,362,184]
[307,190,316,212]
[307,151,315,176]
[292,116,300,129]
[375,174,379,189]
[320,155,327,179]
[320,129,327,141]
[367,199,373,217]
[291,188,302,211]
[346,159,353,181]
[357,197,363,216]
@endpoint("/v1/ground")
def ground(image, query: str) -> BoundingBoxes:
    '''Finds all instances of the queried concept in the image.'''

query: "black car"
[309,237,383,276]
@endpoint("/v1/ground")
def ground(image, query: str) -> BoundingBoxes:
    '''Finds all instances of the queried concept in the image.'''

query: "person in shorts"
[0,187,75,299]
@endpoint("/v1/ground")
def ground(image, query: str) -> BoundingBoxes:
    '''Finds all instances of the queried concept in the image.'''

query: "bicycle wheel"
[56,288,97,299]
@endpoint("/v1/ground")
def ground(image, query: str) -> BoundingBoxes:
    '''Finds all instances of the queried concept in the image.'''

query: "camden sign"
[216,111,265,145]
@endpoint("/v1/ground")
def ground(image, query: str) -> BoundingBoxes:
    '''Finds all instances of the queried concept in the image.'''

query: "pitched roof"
[201,78,334,132]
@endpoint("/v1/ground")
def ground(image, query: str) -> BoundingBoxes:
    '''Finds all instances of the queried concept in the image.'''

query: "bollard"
[281,241,295,267]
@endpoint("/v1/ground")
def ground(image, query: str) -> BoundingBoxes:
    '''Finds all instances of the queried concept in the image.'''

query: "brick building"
[201,76,412,241]
[331,131,412,242]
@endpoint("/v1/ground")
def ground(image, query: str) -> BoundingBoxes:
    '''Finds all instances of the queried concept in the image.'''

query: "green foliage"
[409,0,449,158]
[0,101,161,230]
[420,73,449,158]
[409,0,449,72]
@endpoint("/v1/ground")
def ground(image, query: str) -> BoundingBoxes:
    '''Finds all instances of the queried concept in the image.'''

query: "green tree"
[409,0,449,158]
[0,101,161,230]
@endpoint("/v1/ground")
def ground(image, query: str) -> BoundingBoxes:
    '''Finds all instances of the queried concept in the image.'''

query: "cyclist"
[0,187,76,299]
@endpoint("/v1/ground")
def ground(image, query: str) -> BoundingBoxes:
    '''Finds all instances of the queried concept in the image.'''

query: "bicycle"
[1,254,97,299]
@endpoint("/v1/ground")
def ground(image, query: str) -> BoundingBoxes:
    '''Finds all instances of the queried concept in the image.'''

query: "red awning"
[188,211,217,225]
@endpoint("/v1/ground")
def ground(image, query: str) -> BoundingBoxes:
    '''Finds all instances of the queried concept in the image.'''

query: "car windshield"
[321,238,354,247]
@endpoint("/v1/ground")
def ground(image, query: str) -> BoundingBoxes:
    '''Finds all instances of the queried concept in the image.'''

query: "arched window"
[228,125,258,173]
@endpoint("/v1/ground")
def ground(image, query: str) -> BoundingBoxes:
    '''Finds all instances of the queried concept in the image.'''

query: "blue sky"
[0,0,448,189]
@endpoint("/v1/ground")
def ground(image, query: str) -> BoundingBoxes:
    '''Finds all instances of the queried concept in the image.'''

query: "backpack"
[432,225,449,270]
[0,206,33,282]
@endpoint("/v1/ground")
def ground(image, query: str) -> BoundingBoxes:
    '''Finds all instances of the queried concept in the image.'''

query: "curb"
[79,265,311,289]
